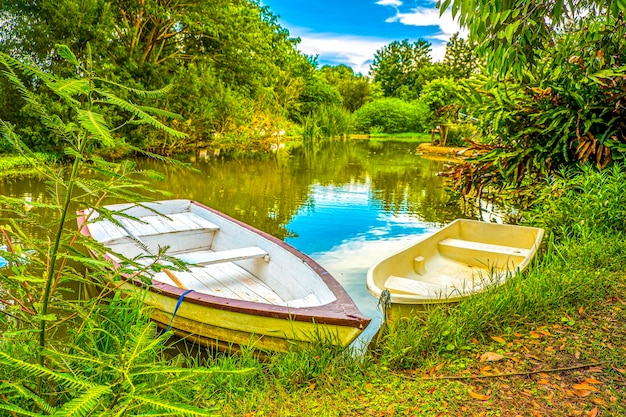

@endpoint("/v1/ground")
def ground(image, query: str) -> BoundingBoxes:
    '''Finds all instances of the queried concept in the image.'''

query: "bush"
[353,98,431,134]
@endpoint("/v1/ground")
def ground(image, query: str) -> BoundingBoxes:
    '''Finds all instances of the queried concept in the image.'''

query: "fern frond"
[51,79,90,96]
[135,366,252,378]
[52,384,110,417]
[0,403,44,417]
[132,394,218,416]
[135,105,184,120]
[0,68,50,120]
[55,44,79,66]
[76,110,115,147]
[0,381,56,415]
[41,348,108,369]
[93,78,173,98]
[124,323,163,366]
[0,352,95,391]
[94,89,187,139]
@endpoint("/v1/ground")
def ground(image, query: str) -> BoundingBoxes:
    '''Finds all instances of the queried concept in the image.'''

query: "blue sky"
[261,0,466,75]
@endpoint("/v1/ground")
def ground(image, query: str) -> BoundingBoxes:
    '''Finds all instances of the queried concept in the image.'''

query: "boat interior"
[84,201,336,308]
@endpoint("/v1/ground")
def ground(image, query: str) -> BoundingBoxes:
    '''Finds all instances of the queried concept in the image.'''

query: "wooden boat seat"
[175,246,270,266]
[438,238,531,257]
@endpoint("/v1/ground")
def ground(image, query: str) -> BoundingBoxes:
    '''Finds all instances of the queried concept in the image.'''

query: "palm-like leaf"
[52,385,110,417]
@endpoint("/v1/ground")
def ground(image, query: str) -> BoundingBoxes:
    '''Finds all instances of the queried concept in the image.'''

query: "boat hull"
[128,282,364,352]
[368,219,544,321]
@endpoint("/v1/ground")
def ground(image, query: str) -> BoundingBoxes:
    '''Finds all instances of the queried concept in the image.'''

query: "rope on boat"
[165,289,194,332]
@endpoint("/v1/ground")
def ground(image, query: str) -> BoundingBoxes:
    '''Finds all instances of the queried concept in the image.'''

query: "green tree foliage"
[319,65,373,112]
[290,71,342,122]
[420,78,463,145]
[449,15,626,195]
[438,0,626,76]
[442,32,478,80]
[369,39,433,99]
[439,0,626,195]
[0,0,311,154]
[354,98,431,134]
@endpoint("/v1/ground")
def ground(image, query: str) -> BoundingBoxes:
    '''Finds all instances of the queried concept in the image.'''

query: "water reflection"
[2,140,482,347]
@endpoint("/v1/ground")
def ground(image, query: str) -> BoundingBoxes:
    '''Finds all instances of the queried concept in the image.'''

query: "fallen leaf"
[593,397,607,406]
[572,389,592,397]
[579,306,584,314]
[468,389,490,401]
[491,336,506,343]
[538,379,550,385]
[587,407,598,417]
[573,383,599,392]
[480,352,504,362]
[584,377,602,385]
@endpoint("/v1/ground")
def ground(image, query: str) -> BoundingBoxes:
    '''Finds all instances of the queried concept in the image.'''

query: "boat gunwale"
[78,200,371,330]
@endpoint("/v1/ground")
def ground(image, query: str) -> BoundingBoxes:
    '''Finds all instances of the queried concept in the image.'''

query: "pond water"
[1,140,494,347]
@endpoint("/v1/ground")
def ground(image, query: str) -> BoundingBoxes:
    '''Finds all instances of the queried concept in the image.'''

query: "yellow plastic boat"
[366,219,544,321]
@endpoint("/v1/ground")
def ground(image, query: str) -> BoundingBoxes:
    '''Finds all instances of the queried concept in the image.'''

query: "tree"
[0,0,310,154]
[369,39,432,99]
[437,0,626,196]
[443,32,478,80]
[420,78,462,145]
[447,14,626,195]
[320,65,373,112]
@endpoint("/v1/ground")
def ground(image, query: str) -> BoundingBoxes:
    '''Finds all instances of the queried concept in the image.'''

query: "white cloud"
[375,0,403,6]
[295,32,390,75]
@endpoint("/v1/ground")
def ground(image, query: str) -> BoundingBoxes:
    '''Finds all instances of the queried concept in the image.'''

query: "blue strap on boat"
[165,289,194,332]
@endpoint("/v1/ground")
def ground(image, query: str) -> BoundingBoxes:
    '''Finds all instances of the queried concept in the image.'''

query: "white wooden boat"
[367,219,544,321]
[78,199,370,352]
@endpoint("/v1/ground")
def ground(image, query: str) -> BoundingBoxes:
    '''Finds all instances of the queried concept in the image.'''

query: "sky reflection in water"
[284,181,439,346]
